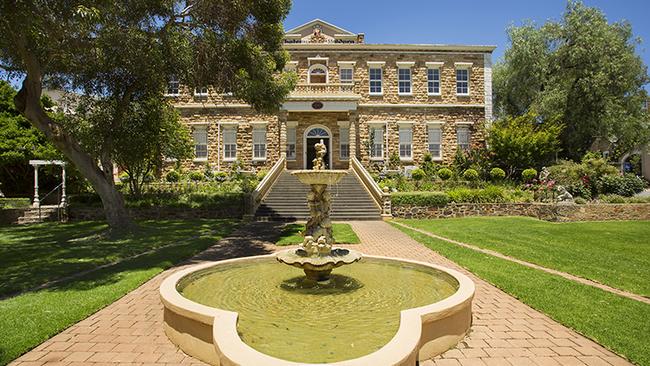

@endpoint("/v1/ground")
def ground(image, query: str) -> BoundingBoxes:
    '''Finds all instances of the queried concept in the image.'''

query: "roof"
[285,18,356,36]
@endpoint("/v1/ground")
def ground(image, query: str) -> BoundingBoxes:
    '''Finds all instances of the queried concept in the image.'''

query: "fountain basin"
[160,255,474,366]
[291,169,348,185]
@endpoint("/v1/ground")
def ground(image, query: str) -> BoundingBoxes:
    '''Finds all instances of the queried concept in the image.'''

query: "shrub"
[521,168,537,182]
[392,192,449,206]
[188,171,204,182]
[411,168,426,182]
[118,172,131,183]
[574,197,587,205]
[599,194,626,204]
[463,169,479,181]
[437,168,453,180]
[446,186,506,203]
[165,170,180,183]
[490,167,506,181]
[567,182,592,199]
[256,169,268,180]
[214,171,228,182]
[597,174,645,197]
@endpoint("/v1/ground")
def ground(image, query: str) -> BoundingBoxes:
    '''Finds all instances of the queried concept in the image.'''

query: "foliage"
[446,186,507,203]
[521,168,538,182]
[165,170,180,183]
[0,0,296,229]
[421,153,440,178]
[437,168,453,181]
[388,152,401,170]
[487,113,562,177]
[597,174,646,197]
[489,167,506,181]
[462,169,479,181]
[411,168,425,182]
[493,1,650,159]
[188,171,204,182]
[275,223,360,246]
[0,197,30,209]
[547,156,619,196]
[574,197,587,204]
[391,192,450,206]
[599,194,626,204]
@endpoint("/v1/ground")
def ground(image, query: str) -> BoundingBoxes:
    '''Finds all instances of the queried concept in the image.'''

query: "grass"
[398,217,650,297]
[275,223,360,245]
[0,198,30,209]
[0,219,237,365]
[393,223,650,366]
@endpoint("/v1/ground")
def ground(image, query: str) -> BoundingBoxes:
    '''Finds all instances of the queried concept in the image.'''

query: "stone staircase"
[255,171,381,221]
[17,205,62,224]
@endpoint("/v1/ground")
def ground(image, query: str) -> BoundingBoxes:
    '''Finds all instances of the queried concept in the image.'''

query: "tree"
[0,81,59,195]
[494,0,650,160]
[487,112,563,177]
[71,96,193,197]
[0,1,295,231]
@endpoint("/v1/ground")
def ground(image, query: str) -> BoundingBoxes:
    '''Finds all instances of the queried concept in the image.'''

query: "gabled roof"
[285,18,356,36]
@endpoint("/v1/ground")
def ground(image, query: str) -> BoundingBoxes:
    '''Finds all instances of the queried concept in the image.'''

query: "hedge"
[391,192,450,206]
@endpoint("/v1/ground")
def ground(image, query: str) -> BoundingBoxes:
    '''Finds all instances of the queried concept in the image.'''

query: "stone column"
[278,110,288,166]
[60,164,67,207]
[32,164,40,207]
[348,110,358,159]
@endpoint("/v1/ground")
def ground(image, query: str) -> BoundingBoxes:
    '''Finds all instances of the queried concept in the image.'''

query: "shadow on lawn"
[0,220,284,298]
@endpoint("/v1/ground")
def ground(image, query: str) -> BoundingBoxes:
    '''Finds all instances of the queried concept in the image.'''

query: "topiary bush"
[463,169,479,181]
[411,168,426,182]
[188,171,204,182]
[574,197,587,205]
[391,192,450,206]
[165,170,180,183]
[489,167,506,181]
[597,174,646,197]
[437,168,453,181]
[521,168,538,182]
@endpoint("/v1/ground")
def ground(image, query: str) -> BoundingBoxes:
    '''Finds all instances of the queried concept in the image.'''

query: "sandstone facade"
[167,19,495,173]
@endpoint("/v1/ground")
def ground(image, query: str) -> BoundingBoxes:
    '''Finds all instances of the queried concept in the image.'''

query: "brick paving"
[10,221,632,366]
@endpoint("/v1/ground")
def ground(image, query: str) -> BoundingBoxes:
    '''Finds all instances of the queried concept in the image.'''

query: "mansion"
[168,19,495,173]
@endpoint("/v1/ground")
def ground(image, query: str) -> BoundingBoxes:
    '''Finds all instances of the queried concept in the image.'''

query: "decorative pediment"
[284,19,363,44]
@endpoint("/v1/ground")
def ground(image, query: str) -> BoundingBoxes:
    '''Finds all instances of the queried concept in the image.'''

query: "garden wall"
[69,205,244,221]
[392,203,650,222]
[0,208,29,225]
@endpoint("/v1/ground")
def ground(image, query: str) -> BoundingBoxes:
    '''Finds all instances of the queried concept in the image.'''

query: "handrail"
[249,157,285,215]
[37,183,64,222]
[350,157,391,217]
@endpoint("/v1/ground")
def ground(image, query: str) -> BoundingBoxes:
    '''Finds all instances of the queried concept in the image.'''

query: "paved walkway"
[11,221,632,366]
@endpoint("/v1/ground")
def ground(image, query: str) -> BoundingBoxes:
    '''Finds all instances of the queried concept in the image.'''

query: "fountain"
[275,139,362,281]
[160,141,475,365]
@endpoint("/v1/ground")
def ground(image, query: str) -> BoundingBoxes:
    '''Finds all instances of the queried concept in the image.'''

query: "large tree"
[494,0,649,160]
[0,0,295,230]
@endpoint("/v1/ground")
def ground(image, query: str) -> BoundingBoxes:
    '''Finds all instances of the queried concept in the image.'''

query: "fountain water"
[275,139,362,281]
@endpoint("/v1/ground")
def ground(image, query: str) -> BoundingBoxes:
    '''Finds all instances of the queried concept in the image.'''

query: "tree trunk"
[14,73,134,232]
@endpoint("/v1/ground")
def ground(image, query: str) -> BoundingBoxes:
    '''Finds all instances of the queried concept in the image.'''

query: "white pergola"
[29,160,67,208]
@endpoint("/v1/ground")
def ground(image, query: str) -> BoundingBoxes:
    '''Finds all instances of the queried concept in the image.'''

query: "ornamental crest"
[310,25,326,43]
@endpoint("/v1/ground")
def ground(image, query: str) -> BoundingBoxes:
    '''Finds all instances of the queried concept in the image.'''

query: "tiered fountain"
[160,141,475,366]
[276,139,362,281]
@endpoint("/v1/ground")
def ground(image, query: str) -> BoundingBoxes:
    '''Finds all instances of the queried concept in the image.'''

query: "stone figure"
[312,139,327,170]
[556,185,574,202]
[539,167,550,182]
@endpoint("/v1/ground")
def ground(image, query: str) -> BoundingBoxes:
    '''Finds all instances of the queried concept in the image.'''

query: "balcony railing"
[289,83,358,99]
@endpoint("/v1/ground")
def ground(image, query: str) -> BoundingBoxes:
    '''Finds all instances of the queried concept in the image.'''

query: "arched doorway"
[304,126,331,169]
[308,64,328,84]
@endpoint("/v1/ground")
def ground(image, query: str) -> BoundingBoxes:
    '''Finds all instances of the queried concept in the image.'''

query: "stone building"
[168,19,495,173]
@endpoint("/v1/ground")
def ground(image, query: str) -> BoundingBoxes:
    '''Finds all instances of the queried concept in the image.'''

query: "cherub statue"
[556,185,574,202]
[316,235,331,255]
[539,167,550,182]
[312,139,327,170]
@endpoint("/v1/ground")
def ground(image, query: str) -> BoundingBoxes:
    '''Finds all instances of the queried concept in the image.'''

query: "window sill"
[164,94,179,98]
[428,93,441,96]
[193,158,208,162]
[400,157,413,162]
[194,94,209,98]
[370,157,384,161]
[223,158,236,162]
[456,93,470,97]
[287,157,297,161]
[252,158,267,162]
[369,92,383,96]
[339,157,350,161]
[398,93,413,97]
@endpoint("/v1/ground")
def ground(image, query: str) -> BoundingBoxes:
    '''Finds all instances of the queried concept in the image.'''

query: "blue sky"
[285,0,650,91]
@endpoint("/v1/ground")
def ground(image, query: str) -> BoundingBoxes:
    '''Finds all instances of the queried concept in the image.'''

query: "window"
[309,65,327,84]
[340,127,350,159]
[286,127,296,160]
[223,127,236,160]
[194,86,208,97]
[457,127,471,151]
[456,69,469,95]
[370,126,384,159]
[340,68,353,83]
[428,126,442,158]
[369,67,383,94]
[427,68,440,95]
[166,76,179,96]
[253,127,267,160]
[399,126,412,159]
[193,126,208,160]
[398,68,412,95]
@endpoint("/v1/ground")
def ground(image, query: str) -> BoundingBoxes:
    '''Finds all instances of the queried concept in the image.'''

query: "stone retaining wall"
[392,203,650,222]
[0,208,28,225]
[69,205,243,221]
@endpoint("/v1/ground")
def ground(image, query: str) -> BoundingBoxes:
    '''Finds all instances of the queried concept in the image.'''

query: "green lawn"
[0,219,237,366]
[275,223,360,245]
[393,223,650,366]
[397,217,650,297]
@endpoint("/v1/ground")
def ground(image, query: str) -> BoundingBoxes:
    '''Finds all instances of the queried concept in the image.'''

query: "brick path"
[10,221,632,366]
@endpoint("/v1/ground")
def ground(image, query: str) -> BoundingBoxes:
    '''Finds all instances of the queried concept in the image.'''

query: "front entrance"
[304,126,331,169]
